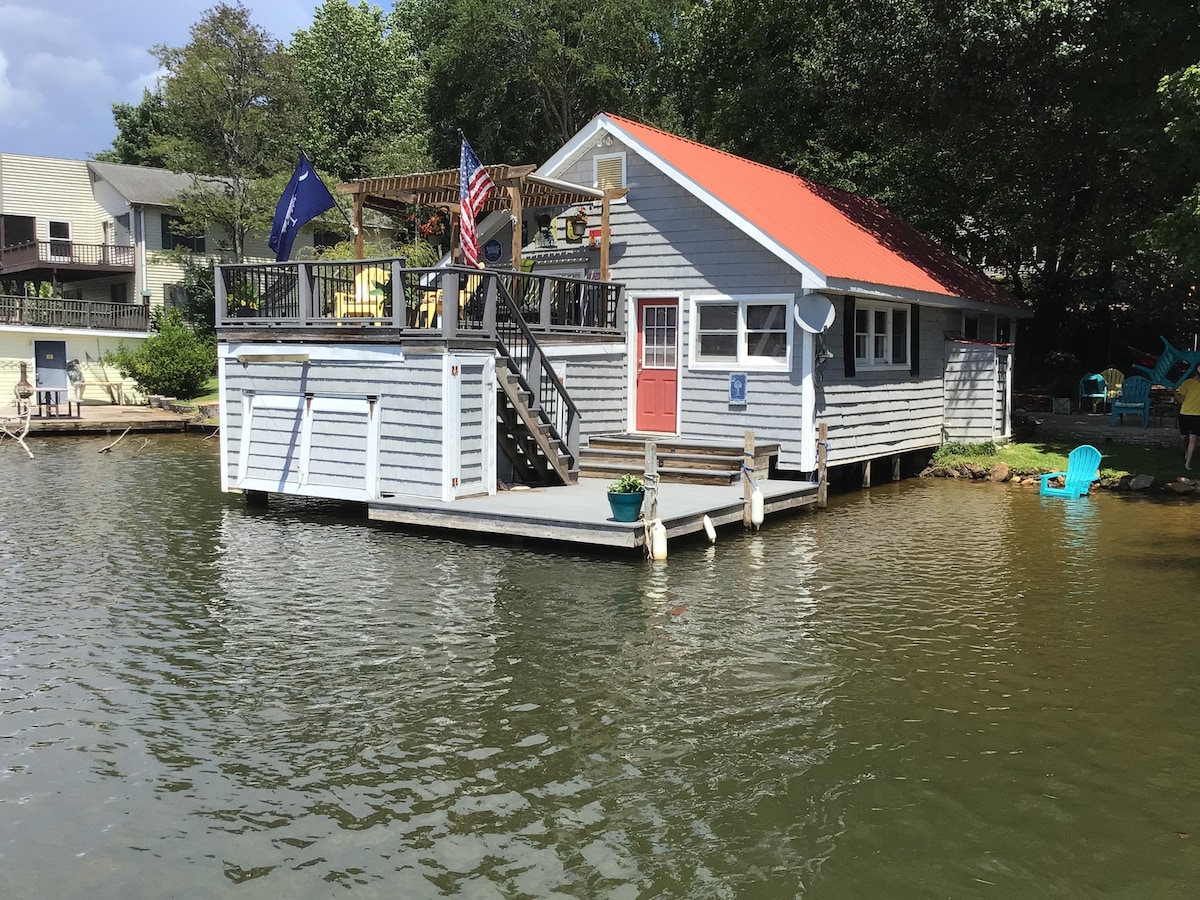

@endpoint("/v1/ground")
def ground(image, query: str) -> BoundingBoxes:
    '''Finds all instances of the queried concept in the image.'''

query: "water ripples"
[3,442,1200,897]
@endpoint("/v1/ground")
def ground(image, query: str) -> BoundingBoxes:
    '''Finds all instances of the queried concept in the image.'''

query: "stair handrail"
[491,276,581,472]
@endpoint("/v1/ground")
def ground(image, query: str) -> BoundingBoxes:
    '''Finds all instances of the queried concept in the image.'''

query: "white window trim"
[688,293,794,372]
[854,298,911,371]
[593,151,627,203]
[48,220,71,260]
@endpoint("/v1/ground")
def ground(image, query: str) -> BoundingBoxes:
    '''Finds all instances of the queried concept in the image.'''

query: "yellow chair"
[333,265,388,318]
[1099,367,1123,406]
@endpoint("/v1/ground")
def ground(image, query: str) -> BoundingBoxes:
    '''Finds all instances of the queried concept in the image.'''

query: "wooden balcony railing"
[0,295,151,332]
[214,259,625,336]
[0,241,136,273]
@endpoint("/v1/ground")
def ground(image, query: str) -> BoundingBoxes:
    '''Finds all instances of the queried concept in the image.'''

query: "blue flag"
[268,151,337,262]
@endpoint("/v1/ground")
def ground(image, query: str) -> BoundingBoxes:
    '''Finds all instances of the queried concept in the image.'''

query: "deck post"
[353,192,365,259]
[743,429,755,528]
[645,441,658,520]
[892,454,901,481]
[391,259,404,327]
[481,274,497,336]
[862,459,871,489]
[817,422,828,508]
[298,261,313,321]
[539,278,552,328]
[214,265,227,325]
[442,271,459,338]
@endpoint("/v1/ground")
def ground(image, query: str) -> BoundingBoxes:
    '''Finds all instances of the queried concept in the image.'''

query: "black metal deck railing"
[214,259,624,336]
[0,295,150,331]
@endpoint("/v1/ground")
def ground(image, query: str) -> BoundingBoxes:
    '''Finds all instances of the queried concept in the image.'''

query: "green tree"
[92,88,178,167]
[152,2,307,260]
[105,308,217,399]
[420,0,675,164]
[292,0,431,180]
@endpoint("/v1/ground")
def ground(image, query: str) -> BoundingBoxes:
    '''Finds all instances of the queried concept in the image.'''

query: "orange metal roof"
[606,114,1022,308]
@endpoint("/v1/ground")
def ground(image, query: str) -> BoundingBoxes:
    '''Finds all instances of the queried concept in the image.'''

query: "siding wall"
[0,330,146,405]
[220,347,497,501]
[0,154,101,243]
[541,344,627,440]
[944,342,1002,443]
[552,145,822,470]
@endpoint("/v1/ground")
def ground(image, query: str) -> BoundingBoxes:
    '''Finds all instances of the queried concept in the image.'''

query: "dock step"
[578,435,779,486]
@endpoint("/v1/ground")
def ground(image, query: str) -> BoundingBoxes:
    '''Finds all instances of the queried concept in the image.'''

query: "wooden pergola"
[337,166,626,280]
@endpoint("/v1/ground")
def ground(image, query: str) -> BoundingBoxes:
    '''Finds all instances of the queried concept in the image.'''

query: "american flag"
[459,137,495,267]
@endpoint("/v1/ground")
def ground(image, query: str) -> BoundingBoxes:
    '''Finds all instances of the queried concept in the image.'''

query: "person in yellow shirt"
[1175,363,1200,470]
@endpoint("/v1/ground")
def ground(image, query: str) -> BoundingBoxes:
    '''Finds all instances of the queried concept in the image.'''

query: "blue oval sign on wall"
[484,239,503,262]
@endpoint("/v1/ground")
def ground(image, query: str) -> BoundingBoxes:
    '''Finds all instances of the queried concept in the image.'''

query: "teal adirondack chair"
[1109,374,1151,427]
[1130,336,1200,389]
[1078,373,1107,412]
[1039,444,1102,498]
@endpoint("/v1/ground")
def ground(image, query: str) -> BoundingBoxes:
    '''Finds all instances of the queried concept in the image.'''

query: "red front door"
[635,298,679,433]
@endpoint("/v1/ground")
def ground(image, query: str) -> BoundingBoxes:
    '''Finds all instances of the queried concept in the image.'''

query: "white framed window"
[594,152,626,202]
[690,295,791,370]
[854,300,909,368]
[48,220,71,260]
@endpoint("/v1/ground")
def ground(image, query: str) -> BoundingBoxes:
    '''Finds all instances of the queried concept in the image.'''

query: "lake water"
[2,435,1198,898]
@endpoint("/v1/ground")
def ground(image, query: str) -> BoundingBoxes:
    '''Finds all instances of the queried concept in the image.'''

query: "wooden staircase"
[579,435,780,487]
[495,362,577,486]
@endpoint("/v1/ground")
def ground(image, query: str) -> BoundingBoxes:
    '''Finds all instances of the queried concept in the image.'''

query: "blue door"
[33,340,68,391]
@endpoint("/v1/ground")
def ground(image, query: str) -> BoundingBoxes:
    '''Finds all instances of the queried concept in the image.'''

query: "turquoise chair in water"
[1039,444,1102,498]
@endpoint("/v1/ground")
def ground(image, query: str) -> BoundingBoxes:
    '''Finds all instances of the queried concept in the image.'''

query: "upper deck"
[214,259,626,345]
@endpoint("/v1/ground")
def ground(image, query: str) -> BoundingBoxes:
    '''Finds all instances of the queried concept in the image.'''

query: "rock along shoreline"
[919,461,1199,497]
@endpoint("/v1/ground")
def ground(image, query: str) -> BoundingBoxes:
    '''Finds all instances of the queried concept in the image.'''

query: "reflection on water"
[2,438,1199,898]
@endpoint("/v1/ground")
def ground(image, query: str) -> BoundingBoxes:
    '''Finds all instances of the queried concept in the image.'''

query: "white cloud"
[0,49,35,123]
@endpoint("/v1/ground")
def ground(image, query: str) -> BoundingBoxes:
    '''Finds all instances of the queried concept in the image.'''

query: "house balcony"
[0,295,151,332]
[0,240,136,279]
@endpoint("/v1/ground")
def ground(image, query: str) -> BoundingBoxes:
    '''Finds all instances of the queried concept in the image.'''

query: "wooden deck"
[20,403,191,435]
[368,476,820,550]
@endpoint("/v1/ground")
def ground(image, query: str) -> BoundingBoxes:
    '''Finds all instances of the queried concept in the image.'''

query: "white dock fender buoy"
[649,518,668,560]
[750,487,764,528]
[702,514,716,544]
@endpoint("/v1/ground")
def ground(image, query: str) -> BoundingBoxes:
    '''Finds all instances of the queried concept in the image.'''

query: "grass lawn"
[933,438,1187,482]
[188,375,220,406]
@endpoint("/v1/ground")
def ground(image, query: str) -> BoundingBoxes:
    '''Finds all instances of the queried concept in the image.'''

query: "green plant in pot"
[606,473,645,522]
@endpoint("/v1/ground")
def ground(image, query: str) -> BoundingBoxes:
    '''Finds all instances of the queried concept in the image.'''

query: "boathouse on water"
[215,114,1030,546]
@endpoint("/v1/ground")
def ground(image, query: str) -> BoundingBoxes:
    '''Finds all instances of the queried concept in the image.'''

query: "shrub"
[105,307,216,399]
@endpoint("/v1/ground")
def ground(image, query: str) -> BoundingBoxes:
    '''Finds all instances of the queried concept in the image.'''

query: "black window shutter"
[161,215,173,249]
[843,295,856,377]
[909,304,920,377]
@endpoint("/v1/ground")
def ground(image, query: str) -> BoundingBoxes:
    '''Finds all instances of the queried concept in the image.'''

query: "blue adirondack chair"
[1078,374,1107,412]
[1109,374,1151,427]
[1130,336,1200,389]
[1039,444,1102,498]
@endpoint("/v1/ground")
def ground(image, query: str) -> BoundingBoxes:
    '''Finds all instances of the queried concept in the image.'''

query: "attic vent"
[594,152,626,197]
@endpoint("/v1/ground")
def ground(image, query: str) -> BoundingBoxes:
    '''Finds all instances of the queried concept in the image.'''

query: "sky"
[0,1,315,162]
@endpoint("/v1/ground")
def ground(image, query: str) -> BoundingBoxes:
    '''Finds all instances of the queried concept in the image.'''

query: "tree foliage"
[98,0,1200,373]
[151,2,306,260]
[291,0,430,181]
[104,308,217,399]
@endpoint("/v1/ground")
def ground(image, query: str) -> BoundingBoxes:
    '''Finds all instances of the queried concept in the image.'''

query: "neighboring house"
[212,114,1030,511]
[0,153,344,406]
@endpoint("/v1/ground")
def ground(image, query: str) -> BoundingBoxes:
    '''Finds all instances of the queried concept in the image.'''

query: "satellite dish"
[794,293,836,333]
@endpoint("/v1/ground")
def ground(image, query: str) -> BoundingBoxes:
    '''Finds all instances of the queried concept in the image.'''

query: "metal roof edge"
[824,278,1033,316]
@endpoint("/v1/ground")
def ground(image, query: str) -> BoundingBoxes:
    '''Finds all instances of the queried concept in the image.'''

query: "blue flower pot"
[607,491,644,522]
